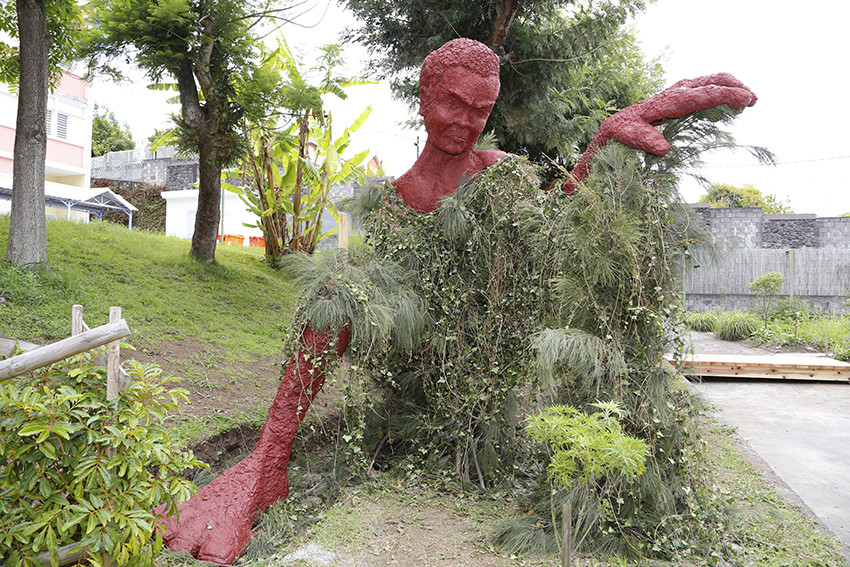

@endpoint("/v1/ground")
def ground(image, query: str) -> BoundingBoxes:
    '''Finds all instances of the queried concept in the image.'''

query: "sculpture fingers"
[640,85,756,124]
[668,73,757,107]
[605,116,671,156]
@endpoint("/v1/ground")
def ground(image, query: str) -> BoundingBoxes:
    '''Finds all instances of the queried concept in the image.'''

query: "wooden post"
[0,320,130,380]
[72,304,84,336]
[338,213,350,250]
[104,307,122,567]
[106,307,122,400]
[561,502,572,567]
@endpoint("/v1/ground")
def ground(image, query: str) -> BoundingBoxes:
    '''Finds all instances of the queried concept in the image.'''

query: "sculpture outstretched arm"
[562,73,757,193]
[159,324,350,564]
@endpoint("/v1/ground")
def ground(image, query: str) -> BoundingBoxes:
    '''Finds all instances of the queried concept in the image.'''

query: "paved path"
[685,332,850,559]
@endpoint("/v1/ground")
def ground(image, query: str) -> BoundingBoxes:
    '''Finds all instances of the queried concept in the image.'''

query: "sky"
[93,1,850,216]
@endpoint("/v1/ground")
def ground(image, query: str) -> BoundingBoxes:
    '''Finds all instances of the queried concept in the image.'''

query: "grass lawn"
[0,216,300,441]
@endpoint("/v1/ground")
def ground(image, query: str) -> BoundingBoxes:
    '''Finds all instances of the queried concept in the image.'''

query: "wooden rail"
[0,319,130,380]
[669,353,850,382]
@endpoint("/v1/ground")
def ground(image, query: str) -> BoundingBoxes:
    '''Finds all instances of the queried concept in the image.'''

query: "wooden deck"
[669,353,850,382]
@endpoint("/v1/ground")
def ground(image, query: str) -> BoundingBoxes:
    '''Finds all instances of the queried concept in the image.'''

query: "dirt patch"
[297,485,553,567]
[127,338,284,418]
[187,422,261,472]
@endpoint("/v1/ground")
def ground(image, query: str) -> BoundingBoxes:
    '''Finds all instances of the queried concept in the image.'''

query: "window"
[44,110,70,140]
[56,113,69,139]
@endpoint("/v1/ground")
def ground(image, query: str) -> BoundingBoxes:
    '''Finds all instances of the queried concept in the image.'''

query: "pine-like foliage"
[285,105,761,560]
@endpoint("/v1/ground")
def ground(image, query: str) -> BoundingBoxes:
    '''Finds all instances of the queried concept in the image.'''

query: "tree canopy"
[0,0,80,86]
[91,105,135,157]
[82,0,297,262]
[698,182,792,214]
[343,0,662,173]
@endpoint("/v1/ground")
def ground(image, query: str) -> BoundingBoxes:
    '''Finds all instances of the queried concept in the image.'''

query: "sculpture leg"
[160,325,350,565]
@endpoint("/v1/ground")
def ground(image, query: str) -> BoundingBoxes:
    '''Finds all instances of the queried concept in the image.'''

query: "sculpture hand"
[563,73,757,193]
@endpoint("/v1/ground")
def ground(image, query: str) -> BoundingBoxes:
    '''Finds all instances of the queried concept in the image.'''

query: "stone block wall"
[691,205,763,248]
[762,215,819,248]
[818,217,850,248]
[165,163,199,190]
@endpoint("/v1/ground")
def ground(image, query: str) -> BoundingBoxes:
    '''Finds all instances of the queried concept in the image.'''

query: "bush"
[683,310,721,332]
[748,272,785,326]
[714,310,760,341]
[768,298,811,323]
[0,352,204,567]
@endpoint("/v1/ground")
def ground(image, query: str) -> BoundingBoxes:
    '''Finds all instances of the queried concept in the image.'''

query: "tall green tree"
[91,104,135,157]
[83,0,296,262]
[343,0,662,175]
[0,0,81,268]
[698,182,792,213]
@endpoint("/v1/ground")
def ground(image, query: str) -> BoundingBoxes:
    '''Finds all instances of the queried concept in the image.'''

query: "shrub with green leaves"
[0,353,204,567]
[683,310,721,332]
[748,272,785,326]
[527,402,649,550]
[714,310,760,341]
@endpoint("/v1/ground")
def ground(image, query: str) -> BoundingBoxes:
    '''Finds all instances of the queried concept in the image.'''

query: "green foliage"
[346,158,551,485]
[526,402,649,551]
[343,0,662,175]
[713,310,760,341]
[748,272,785,326]
[224,41,373,262]
[91,105,136,157]
[528,403,648,487]
[0,355,204,566]
[698,183,792,214]
[683,310,721,333]
[95,183,166,232]
[0,0,82,87]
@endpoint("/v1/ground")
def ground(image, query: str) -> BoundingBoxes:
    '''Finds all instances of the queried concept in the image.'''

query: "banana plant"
[223,38,374,263]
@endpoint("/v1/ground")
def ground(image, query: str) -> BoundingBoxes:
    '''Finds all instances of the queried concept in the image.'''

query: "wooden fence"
[684,248,850,312]
[0,305,131,567]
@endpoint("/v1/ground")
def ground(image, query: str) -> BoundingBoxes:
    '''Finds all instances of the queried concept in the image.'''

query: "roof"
[0,183,137,216]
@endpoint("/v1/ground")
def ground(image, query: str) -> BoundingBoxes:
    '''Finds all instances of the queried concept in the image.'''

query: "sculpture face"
[420,66,500,155]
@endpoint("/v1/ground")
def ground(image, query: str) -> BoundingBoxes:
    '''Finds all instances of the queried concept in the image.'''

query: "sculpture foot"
[160,453,288,565]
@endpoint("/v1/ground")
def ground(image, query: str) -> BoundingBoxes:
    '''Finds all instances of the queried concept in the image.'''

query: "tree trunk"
[175,57,221,262]
[5,0,49,268]
[190,135,222,262]
[489,0,524,59]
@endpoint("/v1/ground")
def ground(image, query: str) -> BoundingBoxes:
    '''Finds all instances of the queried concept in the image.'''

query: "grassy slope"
[0,215,298,352]
[0,216,301,441]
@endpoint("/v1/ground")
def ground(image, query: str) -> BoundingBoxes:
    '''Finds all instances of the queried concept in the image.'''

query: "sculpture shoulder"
[474,149,508,169]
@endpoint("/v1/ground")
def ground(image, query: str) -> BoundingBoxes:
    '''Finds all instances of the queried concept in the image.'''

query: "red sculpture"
[159,326,349,564]
[161,38,757,563]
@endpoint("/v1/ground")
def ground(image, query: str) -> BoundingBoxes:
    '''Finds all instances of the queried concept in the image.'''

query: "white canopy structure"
[0,182,138,228]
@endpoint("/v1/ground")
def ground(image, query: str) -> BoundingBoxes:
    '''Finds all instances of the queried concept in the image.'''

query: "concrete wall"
[685,205,850,312]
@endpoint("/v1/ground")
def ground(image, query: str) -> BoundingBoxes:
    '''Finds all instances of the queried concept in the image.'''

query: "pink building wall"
[58,72,87,100]
[0,125,13,153]
[46,138,84,169]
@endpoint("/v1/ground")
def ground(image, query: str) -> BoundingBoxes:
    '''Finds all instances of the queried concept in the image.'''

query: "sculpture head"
[418,38,501,155]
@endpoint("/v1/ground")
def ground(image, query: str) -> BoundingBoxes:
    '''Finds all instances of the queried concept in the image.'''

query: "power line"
[702,154,850,168]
